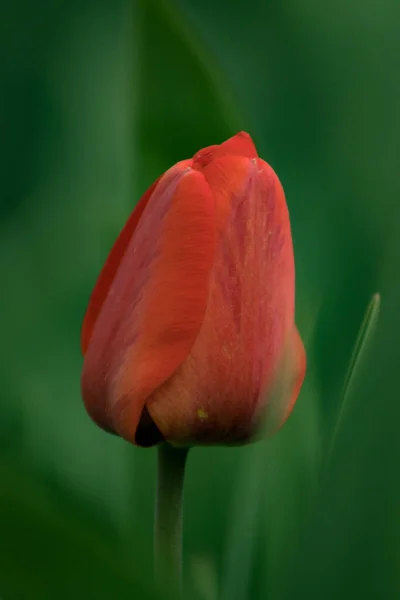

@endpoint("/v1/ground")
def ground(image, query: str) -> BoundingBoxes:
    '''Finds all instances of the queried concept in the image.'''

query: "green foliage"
[1,0,400,598]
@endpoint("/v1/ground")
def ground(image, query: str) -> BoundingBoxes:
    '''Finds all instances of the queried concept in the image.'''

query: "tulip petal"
[146,156,296,444]
[81,177,160,355]
[192,131,258,171]
[216,131,258,158]
[81,162,215,443]
[81,161,193,355]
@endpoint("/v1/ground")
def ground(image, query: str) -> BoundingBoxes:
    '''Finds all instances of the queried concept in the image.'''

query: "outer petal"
[146,156,296,444]
[81,161,192,355]
[81,162,215,443]
[81,177,159,355]
[192,131,258,171]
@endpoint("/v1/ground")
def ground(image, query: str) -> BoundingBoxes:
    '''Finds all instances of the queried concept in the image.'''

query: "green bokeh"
[1,0,400,598]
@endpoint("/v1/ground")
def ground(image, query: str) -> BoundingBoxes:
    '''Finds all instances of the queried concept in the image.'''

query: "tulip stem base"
[155,442,189,591]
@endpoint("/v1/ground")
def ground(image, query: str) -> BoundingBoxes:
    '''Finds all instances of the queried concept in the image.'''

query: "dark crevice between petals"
[135,406,165,447]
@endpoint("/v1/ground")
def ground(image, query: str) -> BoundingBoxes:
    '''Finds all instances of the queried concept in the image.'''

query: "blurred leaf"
[134,0,243,193]
[328,292,381,461]
[280,238,400,600]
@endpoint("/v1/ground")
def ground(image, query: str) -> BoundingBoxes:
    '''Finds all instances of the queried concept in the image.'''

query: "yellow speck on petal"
[197,408,209,421]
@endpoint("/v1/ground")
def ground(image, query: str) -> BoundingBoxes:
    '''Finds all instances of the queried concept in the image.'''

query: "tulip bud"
[81,132,306,447]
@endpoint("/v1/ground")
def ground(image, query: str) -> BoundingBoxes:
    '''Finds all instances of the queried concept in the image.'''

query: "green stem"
[155,442,189,590]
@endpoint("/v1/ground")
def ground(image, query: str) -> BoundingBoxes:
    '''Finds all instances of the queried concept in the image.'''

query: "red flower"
[81,132,306,447]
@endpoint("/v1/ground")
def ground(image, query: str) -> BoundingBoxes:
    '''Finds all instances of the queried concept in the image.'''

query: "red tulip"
[81,132,305,447]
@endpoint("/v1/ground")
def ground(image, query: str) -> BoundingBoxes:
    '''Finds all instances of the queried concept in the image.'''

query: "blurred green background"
[1,0,400,598]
